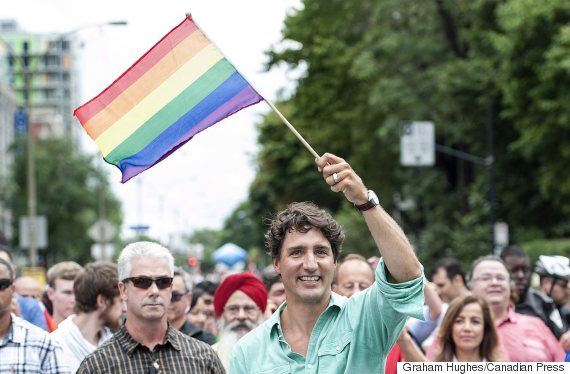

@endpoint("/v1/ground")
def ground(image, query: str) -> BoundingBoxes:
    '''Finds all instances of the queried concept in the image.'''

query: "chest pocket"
[253,364,291,374]
[316,332,352,374]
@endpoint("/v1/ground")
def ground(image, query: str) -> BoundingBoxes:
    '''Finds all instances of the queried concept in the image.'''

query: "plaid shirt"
[77,323,224,374]
[0,315,70,373]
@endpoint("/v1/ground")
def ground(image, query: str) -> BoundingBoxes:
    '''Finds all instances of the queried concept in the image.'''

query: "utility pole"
[23,40,38,265]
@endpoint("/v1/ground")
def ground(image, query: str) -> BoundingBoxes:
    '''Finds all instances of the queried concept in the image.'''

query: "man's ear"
[452,274,463,286]
[273,258,280,275]
[46,286,55,301]
[332,284,339,292]
[96,294,107,310]
[118,282,128,302]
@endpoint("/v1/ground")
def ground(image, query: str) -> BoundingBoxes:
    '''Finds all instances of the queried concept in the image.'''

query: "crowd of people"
[0,152,568,373]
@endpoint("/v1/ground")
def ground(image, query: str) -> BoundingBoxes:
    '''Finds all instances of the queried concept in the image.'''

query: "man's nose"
[236,307,247,320]
[303,253,318,270]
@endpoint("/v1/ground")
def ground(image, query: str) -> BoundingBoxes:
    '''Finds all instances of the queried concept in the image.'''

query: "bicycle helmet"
[535,255,570,281]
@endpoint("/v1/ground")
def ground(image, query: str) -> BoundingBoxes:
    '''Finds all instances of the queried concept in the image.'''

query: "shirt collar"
[268,292,346,337]
[117,323,181,355]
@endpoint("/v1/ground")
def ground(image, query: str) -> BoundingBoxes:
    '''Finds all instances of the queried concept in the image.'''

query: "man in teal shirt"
[230,153,424,373]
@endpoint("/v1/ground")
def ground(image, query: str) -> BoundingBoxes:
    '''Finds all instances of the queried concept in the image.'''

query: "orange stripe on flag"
[83,31,211,140]
[75,18,197,124]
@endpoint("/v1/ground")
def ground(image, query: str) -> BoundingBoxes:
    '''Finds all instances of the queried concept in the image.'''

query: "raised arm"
[316,153,421,282]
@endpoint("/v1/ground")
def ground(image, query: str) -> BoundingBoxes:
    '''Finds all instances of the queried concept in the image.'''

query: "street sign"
[19,216,48,249]
[400,121,435,166]
[91,243,115,261]
[494,222,509,247]
[88,219,117,242]
[14,109,28,134]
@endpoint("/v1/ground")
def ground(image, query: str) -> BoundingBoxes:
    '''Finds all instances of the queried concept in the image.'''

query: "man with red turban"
[212,272,267,370]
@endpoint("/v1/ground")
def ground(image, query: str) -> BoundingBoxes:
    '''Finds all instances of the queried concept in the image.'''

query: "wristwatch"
[354,190,379,212]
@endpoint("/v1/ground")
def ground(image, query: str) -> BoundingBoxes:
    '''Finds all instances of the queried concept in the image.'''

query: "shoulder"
[78,335,121,371]
[172,329,218,357]
[528,288,555,304]
[512,311,552,330]
[12,316,52,341]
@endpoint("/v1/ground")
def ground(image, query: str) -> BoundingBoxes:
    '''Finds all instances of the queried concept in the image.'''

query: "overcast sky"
[5,0,302,244]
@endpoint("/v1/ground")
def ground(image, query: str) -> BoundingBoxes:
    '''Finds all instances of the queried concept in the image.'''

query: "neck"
[491,303,508,323]
[171,315,185,330]
[73,313,105,346]
[0,312,11,339]
[455,348,482,362]
[281,294,329,336]
[52,311,66,326]
[125,316,168,351]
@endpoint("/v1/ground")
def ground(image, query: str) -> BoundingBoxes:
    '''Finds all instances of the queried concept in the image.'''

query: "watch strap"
[354,190,379,212]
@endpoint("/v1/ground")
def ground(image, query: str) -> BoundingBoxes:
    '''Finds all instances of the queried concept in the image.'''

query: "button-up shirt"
[0,315,70,373]
[497,307,565,362]
[230,259,424,373]
[77,323,224,373]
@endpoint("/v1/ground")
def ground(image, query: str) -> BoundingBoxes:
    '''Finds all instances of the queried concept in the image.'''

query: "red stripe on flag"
[74,18,198,124]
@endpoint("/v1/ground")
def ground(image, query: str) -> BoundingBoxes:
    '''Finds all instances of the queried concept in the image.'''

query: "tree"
[10,137,122,266]
[242,0,570,271]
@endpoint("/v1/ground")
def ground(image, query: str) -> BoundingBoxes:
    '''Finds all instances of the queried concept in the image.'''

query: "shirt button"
[307,364,312,369]
[336,346,340,351]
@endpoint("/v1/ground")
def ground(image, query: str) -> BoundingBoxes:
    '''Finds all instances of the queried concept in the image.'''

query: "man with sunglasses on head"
[213,272,267,371]
[51,261,123,372]
[77,241,224,373]
[0,257,70,373]
[167,267,216,344]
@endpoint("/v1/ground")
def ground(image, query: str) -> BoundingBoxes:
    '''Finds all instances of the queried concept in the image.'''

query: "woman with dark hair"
[399,293,505,362]
[435,293,503,361]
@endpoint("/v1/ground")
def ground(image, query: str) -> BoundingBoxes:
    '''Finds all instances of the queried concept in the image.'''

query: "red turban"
[214,272,268,318]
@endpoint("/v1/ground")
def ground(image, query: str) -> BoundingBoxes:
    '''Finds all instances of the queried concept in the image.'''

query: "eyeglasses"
[171,291,186,302]
[471,274,508,283]
[0,278,12,291]
[122,276,173,290]
[223,304,259,317]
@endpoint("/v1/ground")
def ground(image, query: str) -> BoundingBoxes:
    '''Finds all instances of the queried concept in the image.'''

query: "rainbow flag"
[74,16,264,182]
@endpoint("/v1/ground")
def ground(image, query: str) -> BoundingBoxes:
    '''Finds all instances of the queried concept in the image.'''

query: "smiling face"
[469,260,510,310]
[333,259,374,298]
[274,227,335,307]
[452,302,485,357]
[118,256,172,325]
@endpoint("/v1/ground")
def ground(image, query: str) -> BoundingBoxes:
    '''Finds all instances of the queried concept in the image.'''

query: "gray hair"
[117,241,174,281]
[174,266,193,293]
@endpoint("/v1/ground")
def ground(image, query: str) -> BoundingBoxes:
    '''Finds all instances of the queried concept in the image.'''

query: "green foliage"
[9,137,122,266]
[211,0,570,270]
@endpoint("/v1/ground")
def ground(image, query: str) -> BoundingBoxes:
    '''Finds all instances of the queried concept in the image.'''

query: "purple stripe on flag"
[118,85,262,182]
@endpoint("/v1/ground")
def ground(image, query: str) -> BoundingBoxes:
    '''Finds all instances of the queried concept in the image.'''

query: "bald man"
[333,254,375,298]
[14,276,43,300]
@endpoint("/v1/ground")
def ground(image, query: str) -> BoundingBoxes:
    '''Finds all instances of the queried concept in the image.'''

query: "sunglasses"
[122,276,173,290]
[171,291,186,302]
[0,278,12,291]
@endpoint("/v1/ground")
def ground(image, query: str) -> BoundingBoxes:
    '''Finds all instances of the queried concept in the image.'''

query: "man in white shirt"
[51,261,122,372]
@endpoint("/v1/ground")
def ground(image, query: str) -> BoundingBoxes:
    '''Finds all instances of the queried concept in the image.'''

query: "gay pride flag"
[74,16,263,182]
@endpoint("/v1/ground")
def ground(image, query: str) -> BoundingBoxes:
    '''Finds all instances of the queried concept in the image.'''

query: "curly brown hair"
[265,202,345,261]
[435,293,503,362]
